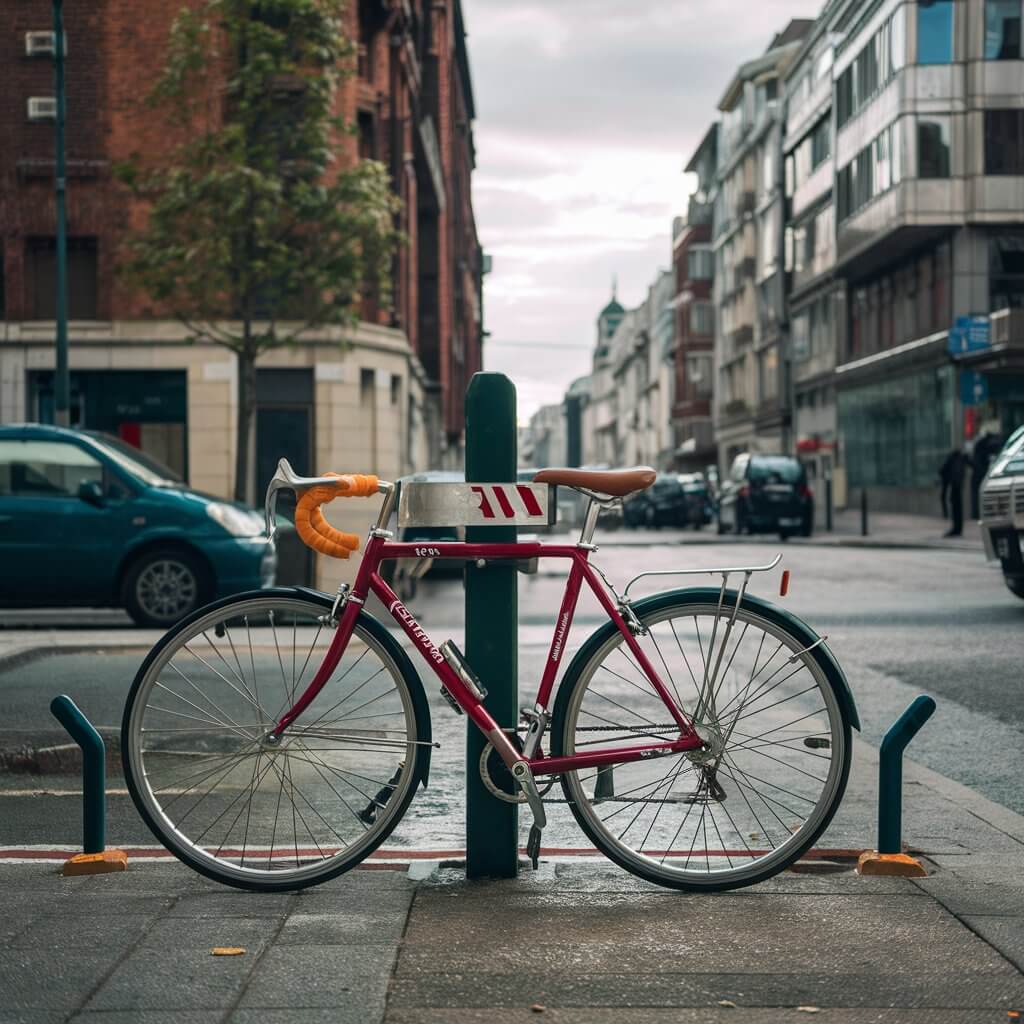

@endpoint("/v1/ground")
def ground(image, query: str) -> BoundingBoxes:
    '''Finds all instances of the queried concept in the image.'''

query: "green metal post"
[464,372,518,878]
[53,0,70,427]
[878,695,936,854]
[50,695,106,854]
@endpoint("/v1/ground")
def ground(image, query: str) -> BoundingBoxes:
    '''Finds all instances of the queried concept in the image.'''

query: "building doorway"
[256,369,314,587]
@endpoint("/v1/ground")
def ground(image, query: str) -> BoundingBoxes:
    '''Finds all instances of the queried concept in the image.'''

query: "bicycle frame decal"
[273,533,704,774]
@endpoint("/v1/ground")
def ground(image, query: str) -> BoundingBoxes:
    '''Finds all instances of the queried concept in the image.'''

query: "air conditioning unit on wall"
[25,31,67,57]
[27,97,58,122]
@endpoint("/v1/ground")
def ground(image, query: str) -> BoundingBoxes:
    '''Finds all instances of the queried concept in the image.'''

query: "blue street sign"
[948,315,990,356]
[960,370,988,406]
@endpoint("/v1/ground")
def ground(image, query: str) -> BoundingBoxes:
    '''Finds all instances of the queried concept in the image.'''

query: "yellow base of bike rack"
[62,850,128,876]
[856,850,927,877]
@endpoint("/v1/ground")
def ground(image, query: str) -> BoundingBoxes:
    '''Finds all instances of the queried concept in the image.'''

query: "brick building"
[671,124,717,472]
[0,0,482,587]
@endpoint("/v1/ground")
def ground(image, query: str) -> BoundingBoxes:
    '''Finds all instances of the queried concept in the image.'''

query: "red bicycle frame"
[273,535,704,775]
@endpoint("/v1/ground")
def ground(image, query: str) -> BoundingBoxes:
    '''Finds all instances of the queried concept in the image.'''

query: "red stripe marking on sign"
[470,485,495,519]
[516,485,543,516]
[492,485,516,519]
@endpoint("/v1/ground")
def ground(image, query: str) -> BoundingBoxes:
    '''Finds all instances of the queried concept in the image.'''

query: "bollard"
[825,474,833,533]
[857,694,936,877]
[464,372,519,878]
[50,696,127,875]
[860,487,869,536]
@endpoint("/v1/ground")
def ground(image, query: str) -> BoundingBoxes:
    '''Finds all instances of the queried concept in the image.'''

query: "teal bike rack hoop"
[50,695,107,854]
[877,694,937,855]
[50,695,127,874]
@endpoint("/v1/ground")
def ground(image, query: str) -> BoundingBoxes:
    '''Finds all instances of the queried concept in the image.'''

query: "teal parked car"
[0,425,275,626]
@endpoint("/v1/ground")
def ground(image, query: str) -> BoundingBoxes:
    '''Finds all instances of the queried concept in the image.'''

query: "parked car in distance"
[716,453,813,539]
[978,425,1024,600]
[678,473,713,528]
[623,473,689,529]
[0,424,275,626]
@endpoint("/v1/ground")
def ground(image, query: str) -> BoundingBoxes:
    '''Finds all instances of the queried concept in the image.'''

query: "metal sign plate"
[398,482,555,528]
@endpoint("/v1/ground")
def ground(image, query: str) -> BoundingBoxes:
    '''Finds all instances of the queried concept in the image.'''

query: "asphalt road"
[1,534,1021,851]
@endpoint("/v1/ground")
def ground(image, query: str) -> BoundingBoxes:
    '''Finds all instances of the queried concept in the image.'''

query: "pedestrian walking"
[938,454,952,519]
[969,430,1000,519]
[941,448,966,537]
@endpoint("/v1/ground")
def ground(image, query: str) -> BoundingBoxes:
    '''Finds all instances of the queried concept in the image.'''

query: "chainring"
[479,732,555,803]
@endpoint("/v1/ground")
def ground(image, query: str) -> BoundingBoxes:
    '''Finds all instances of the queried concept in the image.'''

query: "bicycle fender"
[290,587,434,788]
[554,587,860,732]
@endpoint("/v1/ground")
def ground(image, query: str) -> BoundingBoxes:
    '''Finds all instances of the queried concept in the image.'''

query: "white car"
[979,426,1024,600]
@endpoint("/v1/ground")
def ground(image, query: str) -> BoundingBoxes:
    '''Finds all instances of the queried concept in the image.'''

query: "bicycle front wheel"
[122,593,424,891]
[552,593,851,891]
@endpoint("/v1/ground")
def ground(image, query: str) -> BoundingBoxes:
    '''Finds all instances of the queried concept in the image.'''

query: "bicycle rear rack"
[621,553,782,601]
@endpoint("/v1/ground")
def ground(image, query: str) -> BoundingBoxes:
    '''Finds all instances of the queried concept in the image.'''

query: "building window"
[390,374,401,405]
[792,310,810,361]
[359,367,375,404]
[985,110,1024,173]
[985,0,1021,59]
[835,11,903,129]
[28,237,98,320]
[837,122,902,222]
[917,0,954,64]
[687,247,713,280]
[690,301,713,335]
[918,117,951,177]
[990,234,1024,310]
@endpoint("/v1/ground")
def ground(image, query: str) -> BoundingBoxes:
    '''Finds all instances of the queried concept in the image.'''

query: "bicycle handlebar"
[264,458,384,559]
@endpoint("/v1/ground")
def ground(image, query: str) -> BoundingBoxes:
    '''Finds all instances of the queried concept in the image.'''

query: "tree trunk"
[234,344,258,505]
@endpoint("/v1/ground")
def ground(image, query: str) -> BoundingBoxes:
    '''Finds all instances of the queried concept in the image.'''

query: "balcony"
[687,197,713,226]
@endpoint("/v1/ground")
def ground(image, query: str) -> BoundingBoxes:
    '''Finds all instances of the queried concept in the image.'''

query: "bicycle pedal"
[527,824,542,870]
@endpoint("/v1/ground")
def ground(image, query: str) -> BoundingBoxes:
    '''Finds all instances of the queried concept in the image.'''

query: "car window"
[748,457,805,484]
[990,432,1024,477]
[0,440,103,498]
[86,434,180,487]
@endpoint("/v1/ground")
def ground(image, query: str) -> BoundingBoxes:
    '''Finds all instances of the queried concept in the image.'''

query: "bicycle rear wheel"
[551,593,851,891]
[122,593,425,891]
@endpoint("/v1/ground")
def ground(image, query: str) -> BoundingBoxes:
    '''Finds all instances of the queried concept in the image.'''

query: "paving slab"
[236,946,397,1014]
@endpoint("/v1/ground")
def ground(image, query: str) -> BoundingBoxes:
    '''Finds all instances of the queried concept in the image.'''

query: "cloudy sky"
[461,0,824,422]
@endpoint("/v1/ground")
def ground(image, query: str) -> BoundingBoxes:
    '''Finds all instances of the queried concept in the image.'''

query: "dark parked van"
[716,453,813,539]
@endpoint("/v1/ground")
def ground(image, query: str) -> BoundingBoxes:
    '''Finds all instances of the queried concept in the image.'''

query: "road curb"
[854,735,1024,849]
[0,732,122,776]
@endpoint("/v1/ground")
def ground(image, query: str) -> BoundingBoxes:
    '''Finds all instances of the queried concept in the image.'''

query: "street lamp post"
[53,0,70,426]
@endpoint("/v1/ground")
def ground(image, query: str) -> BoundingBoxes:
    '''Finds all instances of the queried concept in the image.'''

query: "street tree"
[118,0,400,503]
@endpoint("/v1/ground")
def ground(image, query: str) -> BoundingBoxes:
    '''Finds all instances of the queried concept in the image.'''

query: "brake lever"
[264,458,345,543]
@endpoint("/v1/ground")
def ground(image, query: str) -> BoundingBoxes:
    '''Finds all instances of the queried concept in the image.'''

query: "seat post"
[578,497,602,547]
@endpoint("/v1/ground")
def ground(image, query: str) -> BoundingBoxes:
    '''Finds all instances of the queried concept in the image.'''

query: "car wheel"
[645,506,657,530]
[1006,577,1024,601]
[123,548,208,628]
[801,519,813,538]
[778,530,790,541]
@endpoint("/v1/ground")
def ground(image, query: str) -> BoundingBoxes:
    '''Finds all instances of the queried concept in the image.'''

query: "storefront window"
[917,0,954,64]
[839,366,954,487]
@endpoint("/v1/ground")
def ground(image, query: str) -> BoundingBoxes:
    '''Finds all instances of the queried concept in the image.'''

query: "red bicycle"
[122,462,858,892]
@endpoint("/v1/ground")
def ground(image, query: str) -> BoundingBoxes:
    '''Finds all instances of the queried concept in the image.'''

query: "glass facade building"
[839,366,954,488]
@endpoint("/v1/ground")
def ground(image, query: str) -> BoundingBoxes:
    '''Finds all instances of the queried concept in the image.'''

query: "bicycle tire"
[122,591,428,892]
[551,590,852,892]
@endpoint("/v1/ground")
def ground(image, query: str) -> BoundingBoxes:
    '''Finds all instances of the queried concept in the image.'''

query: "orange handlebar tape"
[293,472,379,559]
